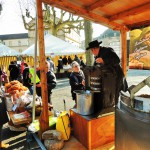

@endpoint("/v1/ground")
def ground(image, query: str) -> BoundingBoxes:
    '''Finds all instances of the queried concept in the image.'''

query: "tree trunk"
[84,20,93,66]
[51,26,57,36]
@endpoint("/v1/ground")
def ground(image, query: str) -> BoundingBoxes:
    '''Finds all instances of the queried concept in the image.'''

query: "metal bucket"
[74,90,94,115]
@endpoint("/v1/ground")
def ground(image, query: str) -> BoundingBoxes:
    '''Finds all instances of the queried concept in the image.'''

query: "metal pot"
[74,90,94,115]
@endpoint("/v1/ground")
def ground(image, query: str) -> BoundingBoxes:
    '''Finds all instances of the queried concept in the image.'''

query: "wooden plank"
[7,111,31,125]
[91,114,115,149]
[86,0,116,11]
[127,20,150,30]
[120,29,127,76]
[36,0,49,136]
[98,142,114,150]
[70,109,115,149]
[109,2,150,21]
[42,0,128,31]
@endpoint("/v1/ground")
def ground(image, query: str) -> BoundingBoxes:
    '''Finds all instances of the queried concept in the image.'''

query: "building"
[0,33,29,52]
[0,27,81,53]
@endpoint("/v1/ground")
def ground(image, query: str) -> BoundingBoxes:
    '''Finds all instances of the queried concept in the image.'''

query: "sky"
[0,0,108,39]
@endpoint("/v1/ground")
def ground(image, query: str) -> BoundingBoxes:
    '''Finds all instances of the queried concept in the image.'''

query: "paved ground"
[51,78,74,112]
[1,69,150,150]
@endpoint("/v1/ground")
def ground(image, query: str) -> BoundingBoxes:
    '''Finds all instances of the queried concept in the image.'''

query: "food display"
[5,80,28,96]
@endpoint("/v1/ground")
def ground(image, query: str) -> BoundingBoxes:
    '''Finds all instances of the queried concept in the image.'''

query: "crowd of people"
[57,55,86,73]
[0,42,128,105]
[0,54,86,106]
[0,42,127,107]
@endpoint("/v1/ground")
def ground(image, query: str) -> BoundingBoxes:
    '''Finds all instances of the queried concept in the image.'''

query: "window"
[18,40,21,46]
[9,41,12,46]
[19,49,22,52]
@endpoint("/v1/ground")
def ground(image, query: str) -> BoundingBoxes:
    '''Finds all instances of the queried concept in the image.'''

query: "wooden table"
[7,111,32,125]
[70,108,115,150]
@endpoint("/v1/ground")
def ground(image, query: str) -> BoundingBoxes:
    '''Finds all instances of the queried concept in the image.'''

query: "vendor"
[86,40,128,105]
[69,61,85,107]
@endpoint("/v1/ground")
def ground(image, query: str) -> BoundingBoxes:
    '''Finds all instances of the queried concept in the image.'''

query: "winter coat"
[36,70,57,102]
[69,70,85,100]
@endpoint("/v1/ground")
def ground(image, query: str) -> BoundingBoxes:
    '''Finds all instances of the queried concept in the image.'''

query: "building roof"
[0,33,28,40]
[42,0,150,31]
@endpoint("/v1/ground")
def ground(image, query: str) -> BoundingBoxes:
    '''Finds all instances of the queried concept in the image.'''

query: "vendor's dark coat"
[95,46,128,105]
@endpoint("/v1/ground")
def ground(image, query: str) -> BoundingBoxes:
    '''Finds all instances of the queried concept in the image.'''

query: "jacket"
[69,70,85,100]
[36,70,57,97]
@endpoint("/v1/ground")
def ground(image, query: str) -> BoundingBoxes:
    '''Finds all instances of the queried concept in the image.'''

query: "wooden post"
[36,0,49,137]
[120,29,127,76]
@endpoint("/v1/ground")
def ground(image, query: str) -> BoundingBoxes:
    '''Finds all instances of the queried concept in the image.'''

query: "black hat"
[86,40,102,50]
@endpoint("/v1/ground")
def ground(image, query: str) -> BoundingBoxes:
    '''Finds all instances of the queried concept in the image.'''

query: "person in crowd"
[80,56,86,68]
[74,55,81,65]
[8,61,20,81]
[47,57,54,72]
[20,59,25,74]
[0,66,8,86]
[86,40,128,105]
[57,56,63,73]
[69,61,85,107]
[23,63,33,94]
[15,61,23,83]
[68,56,72,65]
[0,70,9,148]
[36,61,57,104]
[62,56,68,65]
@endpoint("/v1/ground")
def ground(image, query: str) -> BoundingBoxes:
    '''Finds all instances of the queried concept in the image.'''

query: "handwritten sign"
[129,26,150,70]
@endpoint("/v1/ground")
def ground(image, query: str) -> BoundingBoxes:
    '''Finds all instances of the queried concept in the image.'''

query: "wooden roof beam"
[42,0,128,31]
[127,20,150,30]
[86,0,116,11]
[109,2,150,21]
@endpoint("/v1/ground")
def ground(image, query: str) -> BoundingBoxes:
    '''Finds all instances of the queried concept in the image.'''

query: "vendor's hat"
[86,40,102,50]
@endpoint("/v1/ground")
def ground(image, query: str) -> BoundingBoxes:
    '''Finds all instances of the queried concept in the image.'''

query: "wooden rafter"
[109,2,150,21]
[86,0,116,11]
[127,20,150,30]
[43,0,128,31]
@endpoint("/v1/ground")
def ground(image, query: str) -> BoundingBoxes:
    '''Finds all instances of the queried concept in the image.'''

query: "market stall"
[0,43,20,56]
[22,34,85,56]
[2,0,148,149]
[34,0,150,149]
[0,43,21,73]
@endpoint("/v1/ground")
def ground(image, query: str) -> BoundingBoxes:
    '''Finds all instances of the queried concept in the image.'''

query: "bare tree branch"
[18,0,84,36]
